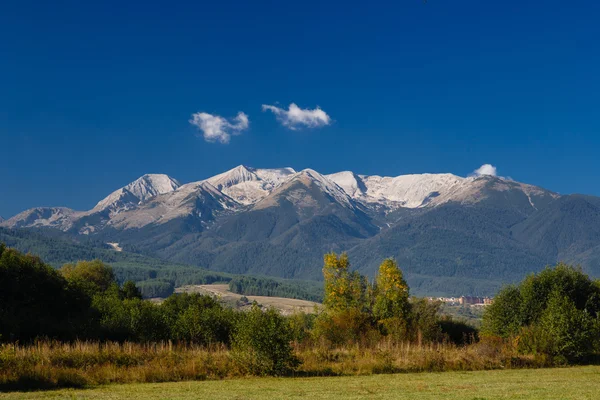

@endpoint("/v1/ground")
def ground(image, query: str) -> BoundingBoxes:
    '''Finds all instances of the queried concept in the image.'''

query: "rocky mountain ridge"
[4,165,597,296]
[1,165,558,232]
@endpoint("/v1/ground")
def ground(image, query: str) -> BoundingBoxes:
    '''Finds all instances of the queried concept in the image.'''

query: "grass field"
[3,366,599,400]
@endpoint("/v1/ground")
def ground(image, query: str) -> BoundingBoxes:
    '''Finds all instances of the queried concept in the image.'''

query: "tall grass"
[298,338,546,376]
[0,341,233,391]
[0,339,548,391]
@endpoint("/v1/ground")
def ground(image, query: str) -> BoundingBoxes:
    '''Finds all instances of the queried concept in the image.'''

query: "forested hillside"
[0,228,321,300]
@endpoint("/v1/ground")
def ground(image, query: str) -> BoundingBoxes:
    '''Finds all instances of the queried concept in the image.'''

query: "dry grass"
[297,338,542,376]
[0,338,545,392]
[0,341,234,391]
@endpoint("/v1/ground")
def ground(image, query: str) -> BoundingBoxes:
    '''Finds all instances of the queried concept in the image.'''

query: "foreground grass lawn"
[2,366,599,400]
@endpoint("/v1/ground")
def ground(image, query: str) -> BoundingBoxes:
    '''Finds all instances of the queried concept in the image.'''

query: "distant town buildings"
[427,296,493,306]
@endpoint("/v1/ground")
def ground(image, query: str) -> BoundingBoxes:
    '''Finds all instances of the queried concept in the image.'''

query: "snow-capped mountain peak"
[327,171,468,208]
[125,174,181,200]
[326,171,367,198]
[107,180,238,230]
[92,174,181,214]
[206,165,258,190]
[205,165,296,205]
[1,166,558,233]
[360,173,466,208]
[253,167,296,185]
[2,207,77,230]
[279,168,356,209]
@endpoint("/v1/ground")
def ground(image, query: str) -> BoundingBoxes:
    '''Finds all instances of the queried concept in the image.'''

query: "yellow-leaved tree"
[317,252,375,345]
[322,252,351,312]
[373,258,410,339]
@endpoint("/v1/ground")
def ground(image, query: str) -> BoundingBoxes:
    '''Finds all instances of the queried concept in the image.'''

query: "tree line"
[228,276,323,302]
[2,241,600,376]
[0,243,295,374]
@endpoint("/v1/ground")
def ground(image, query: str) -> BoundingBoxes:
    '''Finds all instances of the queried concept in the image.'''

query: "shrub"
[312,308,379,347]
[163,293,236,345]
[287,312,316,345]
[481,285,522,338]
[172,304,235,345]
[0,247,90,342]
[536,290,598,362]
[60,260,115,296]
[439,316,478,345]
[231,305,299,376]
[483,263,600,362]
[409,298,443,343]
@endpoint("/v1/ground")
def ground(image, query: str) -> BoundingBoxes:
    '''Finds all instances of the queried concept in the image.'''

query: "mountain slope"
[349,203,554,295]
[234,168,377,242]
[1,174,181,233]
[511,194,600,275]
[328,172,558,212]
[116,169,379,280]
[108,181,238,230]
[328,172,466,208]
[3,207,77,230]
[3,165,599,296]
[0,226,191,269]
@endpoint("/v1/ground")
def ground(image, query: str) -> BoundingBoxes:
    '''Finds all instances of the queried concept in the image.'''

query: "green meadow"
[3,366,599,400]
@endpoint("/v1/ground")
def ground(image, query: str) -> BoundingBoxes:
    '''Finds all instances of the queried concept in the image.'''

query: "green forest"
[0,227,320,301]
[228,276,323,302]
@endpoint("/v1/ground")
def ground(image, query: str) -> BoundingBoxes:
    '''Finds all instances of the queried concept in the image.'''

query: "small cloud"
[189,111,249,144]
[262,103,331,130]
[471,164,498,177]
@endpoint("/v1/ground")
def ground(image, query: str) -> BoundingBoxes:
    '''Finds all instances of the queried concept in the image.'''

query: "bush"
[481,285,522,338]
[439,316,478,345]
[483,263,600,362]
[164,293,236,345]
[60,260,115,296]
[0,247,90,342]
[409,298,443,343]
[231,305,299,376]
[536,290,598,362]
[313,308,380,347]
[287,312,316,345]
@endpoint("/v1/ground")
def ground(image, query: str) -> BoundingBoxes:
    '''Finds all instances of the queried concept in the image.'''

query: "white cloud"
[189,111,249,144]
[262,103,331,130]
[472,164,498,177]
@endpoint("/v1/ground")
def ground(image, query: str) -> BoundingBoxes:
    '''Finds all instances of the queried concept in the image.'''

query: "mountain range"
[3,165,600,296]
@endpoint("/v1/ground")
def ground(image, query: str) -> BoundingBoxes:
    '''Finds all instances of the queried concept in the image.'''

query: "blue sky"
[1,0,600,218]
